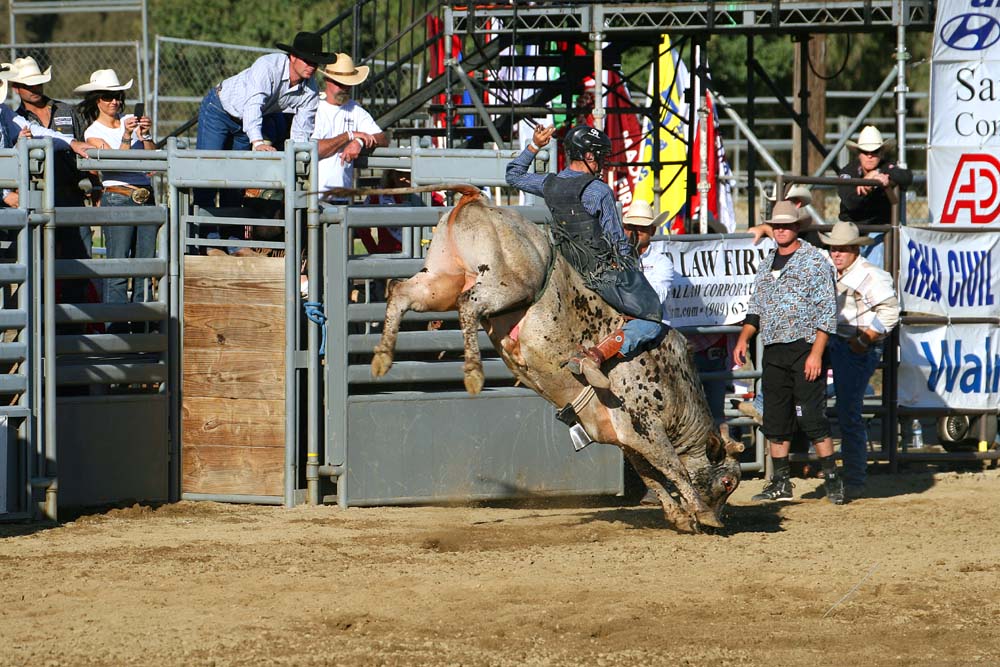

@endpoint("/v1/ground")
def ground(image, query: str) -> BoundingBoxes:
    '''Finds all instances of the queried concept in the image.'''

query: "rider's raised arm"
[505,145,547,196]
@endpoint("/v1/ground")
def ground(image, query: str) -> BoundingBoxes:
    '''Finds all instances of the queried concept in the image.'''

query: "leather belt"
[105,185,151,204]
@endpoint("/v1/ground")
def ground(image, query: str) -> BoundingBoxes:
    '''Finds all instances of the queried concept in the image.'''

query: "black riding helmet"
[564,125,612,164]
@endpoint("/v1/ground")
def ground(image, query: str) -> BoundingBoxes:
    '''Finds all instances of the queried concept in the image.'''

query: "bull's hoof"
[671,515,699,534]
[580,357,611,389]
[695,510,724,530]
[371,350,394,378]
[463,367,485,395]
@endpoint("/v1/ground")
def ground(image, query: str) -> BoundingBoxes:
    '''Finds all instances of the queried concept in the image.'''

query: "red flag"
[601,70,644,215]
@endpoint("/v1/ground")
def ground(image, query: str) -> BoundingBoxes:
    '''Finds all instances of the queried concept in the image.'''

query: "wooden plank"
[182,349,284,400]
[182,398,284,448]
[181,444,284,496]
[183,303,285,353]
[184,255,285,305]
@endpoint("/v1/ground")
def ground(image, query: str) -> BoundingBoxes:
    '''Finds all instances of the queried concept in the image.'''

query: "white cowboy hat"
[320,53,369,86]
[73,69,133,93]
[785,184,812,206]
[623,200,655,226]
[764,200,810,226]
[0,63,12,104]
[846,125,895,152]
[9,56,51,86]
[818,220,874,246]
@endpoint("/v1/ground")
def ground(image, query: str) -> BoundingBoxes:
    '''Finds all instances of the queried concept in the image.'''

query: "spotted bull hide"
[366,186,742,533]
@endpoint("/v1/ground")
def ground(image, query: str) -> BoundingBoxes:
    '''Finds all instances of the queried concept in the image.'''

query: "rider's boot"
[565,328,625,389]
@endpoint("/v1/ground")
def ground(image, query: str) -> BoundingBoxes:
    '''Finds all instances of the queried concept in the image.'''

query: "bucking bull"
[335,184,743,532]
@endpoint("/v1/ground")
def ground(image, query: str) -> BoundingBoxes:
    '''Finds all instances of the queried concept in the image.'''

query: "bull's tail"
[321,183,482,201]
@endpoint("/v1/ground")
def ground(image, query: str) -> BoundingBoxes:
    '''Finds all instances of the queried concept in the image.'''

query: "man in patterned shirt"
[733,201,844,505]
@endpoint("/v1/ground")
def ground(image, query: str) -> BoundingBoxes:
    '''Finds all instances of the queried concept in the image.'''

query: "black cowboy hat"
[275,32,336,65]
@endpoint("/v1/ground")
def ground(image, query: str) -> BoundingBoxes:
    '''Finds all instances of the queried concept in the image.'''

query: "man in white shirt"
[818,220,899,499]
[195,31,334,209]
[312,53,388,202]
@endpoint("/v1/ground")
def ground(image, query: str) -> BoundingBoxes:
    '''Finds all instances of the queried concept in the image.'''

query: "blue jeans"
[620,318,666,357]
[102,192,157,306]
[195,87,248,209]
[693,347,728,425]
[828,335,882,486]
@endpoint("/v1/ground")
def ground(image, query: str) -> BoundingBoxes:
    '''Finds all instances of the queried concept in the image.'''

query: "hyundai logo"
[940,13,1000,51]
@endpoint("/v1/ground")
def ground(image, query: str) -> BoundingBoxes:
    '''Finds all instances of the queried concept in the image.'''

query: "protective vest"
[541,173,662,323]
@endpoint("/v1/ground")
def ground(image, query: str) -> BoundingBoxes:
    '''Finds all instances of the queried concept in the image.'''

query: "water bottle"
[911,419,924,449]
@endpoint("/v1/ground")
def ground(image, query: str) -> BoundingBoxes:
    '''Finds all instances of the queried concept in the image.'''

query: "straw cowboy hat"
[818,220,874,246]
[785,183,812,206]
[623,200,655,226]
[9,56,51,86]
[764,200,810,226]
[275,31,336,65]
[73,69,132,93]
[846,125,896,152]
[320,53,370,86]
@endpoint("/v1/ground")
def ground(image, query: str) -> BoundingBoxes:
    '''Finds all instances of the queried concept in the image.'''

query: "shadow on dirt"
[0,500,168,539]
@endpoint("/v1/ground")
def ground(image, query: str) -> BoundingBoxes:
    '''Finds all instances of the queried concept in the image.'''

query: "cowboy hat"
[320,53,369,86]
[785,183,812,206]
[9,56,51,86]
[818,220,874,246]
[764,200,810,226]
[73,69,132,93]
[275,32,336,65]
[623,200,655,226]
[846,125,896,152]
[0,63,13,103]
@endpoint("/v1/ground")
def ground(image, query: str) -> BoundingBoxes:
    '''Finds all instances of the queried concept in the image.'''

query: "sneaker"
[751,476,793,502]
[824,471,845,505]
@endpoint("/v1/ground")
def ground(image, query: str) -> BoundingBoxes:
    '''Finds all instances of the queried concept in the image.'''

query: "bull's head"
[690,433,743,528]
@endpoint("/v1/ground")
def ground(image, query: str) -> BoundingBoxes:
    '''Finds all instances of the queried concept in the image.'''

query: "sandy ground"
[2,469,1000,667]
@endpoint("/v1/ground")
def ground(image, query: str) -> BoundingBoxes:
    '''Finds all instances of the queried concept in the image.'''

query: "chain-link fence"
[1,41,144,109]
[152,36,271,142]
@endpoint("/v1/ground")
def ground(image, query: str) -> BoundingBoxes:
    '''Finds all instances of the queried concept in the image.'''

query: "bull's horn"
[725,438,745,455]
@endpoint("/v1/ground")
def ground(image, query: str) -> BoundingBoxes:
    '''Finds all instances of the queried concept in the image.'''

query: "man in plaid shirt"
[733,201,844,505]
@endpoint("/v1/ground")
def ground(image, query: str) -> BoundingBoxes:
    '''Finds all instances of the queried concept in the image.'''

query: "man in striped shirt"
[195,31,335,208]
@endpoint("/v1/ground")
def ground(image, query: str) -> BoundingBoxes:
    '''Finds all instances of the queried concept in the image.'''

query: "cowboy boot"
[565,328,625,389]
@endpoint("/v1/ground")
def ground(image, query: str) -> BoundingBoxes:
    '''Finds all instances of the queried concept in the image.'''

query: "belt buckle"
[130,187,151,205]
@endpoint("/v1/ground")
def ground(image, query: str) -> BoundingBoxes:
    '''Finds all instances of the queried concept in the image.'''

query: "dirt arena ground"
[2,468,1000,667]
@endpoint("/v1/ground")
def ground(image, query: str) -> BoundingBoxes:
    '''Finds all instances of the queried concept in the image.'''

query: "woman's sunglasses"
[98,93,124,102]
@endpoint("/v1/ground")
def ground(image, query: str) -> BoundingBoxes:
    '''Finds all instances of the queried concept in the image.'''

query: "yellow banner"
[632,35,688,228]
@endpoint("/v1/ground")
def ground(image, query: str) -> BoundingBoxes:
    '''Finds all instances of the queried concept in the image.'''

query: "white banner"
[928,1,1000,225]
[928,146,1000,226]
[663,237,774,327]
[899,226,1000,316]
[932,0,1000,62]
[929,60,1000,148]
[899,323,1000,408]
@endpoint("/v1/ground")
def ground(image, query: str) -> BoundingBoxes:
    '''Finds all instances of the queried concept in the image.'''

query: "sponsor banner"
[928,146,1000,225]
[929,60,1000,148]
[899,322,1000,408]
[662,236,774,327]
[899,226,1000,316]
[928,1,1000,225]
[932,0,1000,62]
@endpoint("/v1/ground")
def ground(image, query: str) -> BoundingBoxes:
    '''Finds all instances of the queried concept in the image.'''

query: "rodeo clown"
[506,124,664,388]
